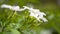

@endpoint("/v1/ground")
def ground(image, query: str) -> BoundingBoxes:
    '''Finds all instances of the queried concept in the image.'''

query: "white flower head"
[23,6,48,22]
[1,4,12,9]
[1,4,26,11]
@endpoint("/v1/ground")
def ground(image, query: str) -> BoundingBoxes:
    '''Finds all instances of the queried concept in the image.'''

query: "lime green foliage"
[0,0,60,34]
[0,7,42,34]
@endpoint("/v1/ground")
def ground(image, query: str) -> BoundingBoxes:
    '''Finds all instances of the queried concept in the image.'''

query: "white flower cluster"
[1,4,48,22]
[23,6,48,22]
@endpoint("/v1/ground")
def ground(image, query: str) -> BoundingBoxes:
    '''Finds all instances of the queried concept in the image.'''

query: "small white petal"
[11,6,20,11]
[23,6,30,9]
[1,4,12,9]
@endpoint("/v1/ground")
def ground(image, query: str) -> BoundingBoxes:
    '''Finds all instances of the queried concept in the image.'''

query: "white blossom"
[1,4,12,9]
[23,6,48,22]
[1,4,26,11]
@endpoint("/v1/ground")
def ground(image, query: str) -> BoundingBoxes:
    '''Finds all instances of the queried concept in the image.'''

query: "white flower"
[1,4,26,11]
[1,4,12,9]
[23,6,48,22]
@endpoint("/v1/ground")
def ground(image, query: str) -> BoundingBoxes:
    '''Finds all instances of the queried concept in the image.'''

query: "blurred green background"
[0,0,60,34]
